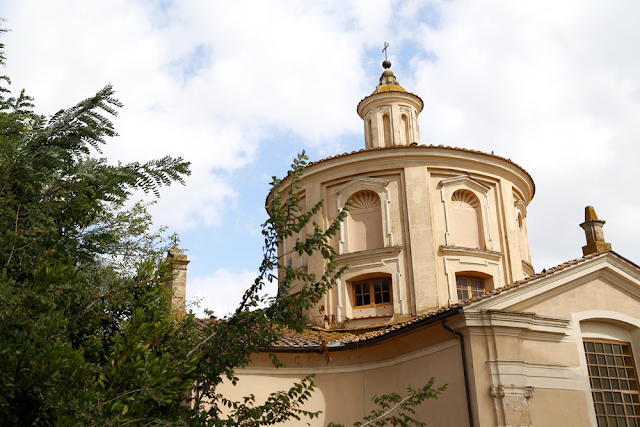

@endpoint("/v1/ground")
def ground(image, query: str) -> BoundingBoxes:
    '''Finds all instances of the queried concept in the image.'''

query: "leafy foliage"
[0,26,444,427]
[189,151,351,425]
[0,28,197,425]
[327,380,447,427]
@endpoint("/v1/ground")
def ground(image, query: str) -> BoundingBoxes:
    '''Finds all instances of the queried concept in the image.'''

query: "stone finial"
[376,68,401,89]
[580,206,611,256]
[166,247,190,313]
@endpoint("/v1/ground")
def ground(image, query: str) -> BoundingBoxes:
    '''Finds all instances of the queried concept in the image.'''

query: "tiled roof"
[194,250,635,351]
[371,84,407,94]
[304,144,534,195]
[266,145,536,209]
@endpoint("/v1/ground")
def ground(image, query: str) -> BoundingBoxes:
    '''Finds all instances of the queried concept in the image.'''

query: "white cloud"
[405,0,640,268]
[4,0,640,315]
[187,269,277,319]
[3,0,401,232]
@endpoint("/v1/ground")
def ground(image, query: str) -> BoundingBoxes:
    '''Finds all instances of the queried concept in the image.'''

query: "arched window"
[450,189,483,249]
[347,190,384,253]
[581,320,640,427]
[366,118,373,147]
[401,113,410,145]
[382,114,392,147]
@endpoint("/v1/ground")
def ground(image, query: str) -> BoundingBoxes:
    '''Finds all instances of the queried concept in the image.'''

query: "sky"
[4,0,640,318]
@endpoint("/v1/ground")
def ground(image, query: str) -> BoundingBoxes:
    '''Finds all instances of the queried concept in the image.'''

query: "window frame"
[583,338,639,427]
[352,277,393,309]
[456,275,486,301]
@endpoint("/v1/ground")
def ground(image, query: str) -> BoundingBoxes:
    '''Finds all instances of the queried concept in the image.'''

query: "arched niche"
[514,199,530,263]
[364,111,373,149]
[382,114,392,147]
[336,177,392,255]
[347,190,384,252]
[399,106,413,145]
[376,106,393,148]
[450,189,483,249]
[440,175,494,251]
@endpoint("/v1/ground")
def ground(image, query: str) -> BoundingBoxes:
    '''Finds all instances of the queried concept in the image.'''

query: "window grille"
[584,339,639,427]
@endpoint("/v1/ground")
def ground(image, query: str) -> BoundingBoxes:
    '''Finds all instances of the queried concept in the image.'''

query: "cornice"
[451,309,571,342]
[336,176,389,198]
[465,251,640,312]
[335,246,403,265]
[356,90,424,117]
[440,245,504,261]
[267,145,536,209]
[440,175,491,193]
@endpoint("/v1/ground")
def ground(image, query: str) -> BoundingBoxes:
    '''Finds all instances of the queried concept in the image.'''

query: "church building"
[184,59,640,427]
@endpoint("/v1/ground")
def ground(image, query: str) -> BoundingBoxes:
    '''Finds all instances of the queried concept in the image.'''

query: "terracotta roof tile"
[195,250,637,350]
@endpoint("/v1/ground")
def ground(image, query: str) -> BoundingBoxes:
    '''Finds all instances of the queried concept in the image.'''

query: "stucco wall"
[275,146,535,330]
[215,323,470,426]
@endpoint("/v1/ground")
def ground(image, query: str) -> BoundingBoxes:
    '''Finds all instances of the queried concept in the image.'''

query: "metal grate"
[584,340,640,427]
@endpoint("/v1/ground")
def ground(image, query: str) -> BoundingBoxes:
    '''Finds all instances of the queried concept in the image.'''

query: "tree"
[0,26,444,426]
[0,25,198,425]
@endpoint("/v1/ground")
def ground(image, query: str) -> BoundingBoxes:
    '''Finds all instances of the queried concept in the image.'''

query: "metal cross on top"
[382,42,389,60]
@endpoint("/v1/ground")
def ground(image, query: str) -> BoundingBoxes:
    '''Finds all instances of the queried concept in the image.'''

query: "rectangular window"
[353,278,391,308]
[456,276,485,301]
[584,339,639,427]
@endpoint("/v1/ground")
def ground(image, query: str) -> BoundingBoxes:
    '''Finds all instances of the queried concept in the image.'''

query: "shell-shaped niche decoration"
[451,189,480,211]
[350,190,381,211]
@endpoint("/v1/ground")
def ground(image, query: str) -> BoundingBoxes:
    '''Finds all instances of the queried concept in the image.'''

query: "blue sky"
[4,0,640,317]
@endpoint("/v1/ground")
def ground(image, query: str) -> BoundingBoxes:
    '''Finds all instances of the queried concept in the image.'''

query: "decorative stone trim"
[464,252,640,312]
[335,246,402,265]
[522,260,534,277]
[237,338,458,375]
[377,106,393,146]
[399,106,414,145]
[335,247,405,319]
[490,384,535,427]
[440,175,494,250]
[440,245,504,260]
[443,256,502,305]
[451,310,571,342]
[514,199,527,219]
[357,90,424,117]
[487,360,585,391]
[364,110,373,149]
[336,177,393,253]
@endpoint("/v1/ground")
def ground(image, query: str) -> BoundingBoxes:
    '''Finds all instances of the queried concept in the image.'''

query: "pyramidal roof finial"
[580,206,611,256]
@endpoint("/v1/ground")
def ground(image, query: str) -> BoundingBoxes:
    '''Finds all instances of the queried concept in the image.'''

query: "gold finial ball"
[382,59,392,69]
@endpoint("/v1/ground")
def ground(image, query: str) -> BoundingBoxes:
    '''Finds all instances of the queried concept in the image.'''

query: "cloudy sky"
[4,1,640,317]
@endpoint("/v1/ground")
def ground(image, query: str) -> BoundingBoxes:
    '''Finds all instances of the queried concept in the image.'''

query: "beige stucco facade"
[219,252,640,427]
[278,63,535,331]
[205,62,640,426]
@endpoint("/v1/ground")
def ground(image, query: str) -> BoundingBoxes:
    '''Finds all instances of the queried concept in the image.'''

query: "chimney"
[166,247,189,313]
[580,206,611,256]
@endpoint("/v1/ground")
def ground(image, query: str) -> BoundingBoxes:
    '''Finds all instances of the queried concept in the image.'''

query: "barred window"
[584,339,639,427]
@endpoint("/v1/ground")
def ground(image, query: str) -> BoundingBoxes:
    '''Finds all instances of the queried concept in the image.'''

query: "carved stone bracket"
[490,384,535,427]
